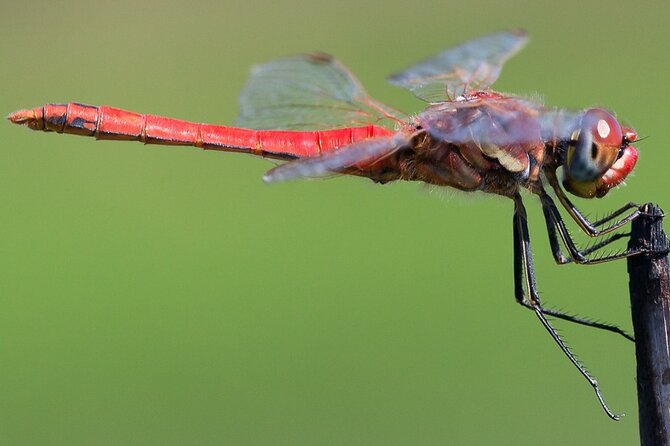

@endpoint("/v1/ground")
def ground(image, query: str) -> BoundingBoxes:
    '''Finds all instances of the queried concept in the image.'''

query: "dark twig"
[627,203,670,445]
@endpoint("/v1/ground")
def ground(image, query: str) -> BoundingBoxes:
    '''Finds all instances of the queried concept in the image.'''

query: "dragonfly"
[9,29,647,420]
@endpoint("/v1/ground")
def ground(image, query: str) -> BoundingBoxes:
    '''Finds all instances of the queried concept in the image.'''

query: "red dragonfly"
[9,29,645,419]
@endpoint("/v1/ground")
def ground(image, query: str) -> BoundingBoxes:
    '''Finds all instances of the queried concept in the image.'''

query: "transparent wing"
[387,29,528,103]
[419,98,583,148]
[262,135,408,183]
[235,53,406,130]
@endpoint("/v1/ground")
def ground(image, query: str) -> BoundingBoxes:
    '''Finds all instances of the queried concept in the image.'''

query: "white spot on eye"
[597,119,610,139]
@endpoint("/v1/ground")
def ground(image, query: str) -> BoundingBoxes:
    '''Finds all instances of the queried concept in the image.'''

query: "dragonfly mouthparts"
[7,107,44,130]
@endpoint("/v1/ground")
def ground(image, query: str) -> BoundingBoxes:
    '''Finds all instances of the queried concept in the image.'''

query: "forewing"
[420,98,583,151]
[263,135,407,183]
[387,29,528,103]
[235,54,406,130]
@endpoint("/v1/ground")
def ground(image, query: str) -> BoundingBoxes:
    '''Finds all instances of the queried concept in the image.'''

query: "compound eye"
[565,108,622,182]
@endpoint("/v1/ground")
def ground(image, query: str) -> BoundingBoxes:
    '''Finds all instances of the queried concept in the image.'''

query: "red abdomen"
[11,102,394,160]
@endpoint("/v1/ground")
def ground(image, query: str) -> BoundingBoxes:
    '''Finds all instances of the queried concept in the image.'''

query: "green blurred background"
[1,0,669,444]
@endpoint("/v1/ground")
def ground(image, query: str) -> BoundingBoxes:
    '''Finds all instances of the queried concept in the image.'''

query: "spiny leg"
[591,202,640,227]
[540,192,642,265]
[512,194,621,420]
[531,193,635,340]
[542,208,628,265]
[520,301,634,342]
[540,195,571,264]
[545,170,640,236]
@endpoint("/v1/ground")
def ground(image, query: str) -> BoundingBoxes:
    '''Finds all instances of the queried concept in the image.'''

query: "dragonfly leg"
[535,192,635,341]
[512,194,622,420]
[527,305,634,342]
[542,207,627,265]
[545,170,641,236]
[539,192,643,265]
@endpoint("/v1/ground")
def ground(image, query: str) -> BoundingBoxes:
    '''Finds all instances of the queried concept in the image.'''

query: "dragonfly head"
[562,108,638,198]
